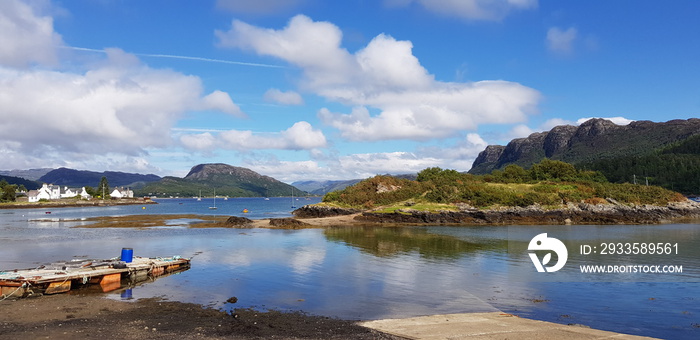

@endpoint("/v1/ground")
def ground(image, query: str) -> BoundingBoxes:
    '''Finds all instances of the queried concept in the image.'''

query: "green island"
[296,159,700,225]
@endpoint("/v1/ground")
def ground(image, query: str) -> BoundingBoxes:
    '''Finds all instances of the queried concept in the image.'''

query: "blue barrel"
[121,248,133,263]
[121,288,133,300]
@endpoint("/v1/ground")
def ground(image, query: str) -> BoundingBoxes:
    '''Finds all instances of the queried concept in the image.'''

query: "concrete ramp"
[360,312,658,340]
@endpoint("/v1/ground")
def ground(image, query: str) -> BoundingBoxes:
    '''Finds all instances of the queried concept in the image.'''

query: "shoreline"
[60,200,700,230]
[0,294,656,339]
[0,199,157,210]
[291,201,700,227]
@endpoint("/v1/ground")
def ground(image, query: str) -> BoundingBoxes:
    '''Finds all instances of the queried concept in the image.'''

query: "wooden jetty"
[0,256,190,298]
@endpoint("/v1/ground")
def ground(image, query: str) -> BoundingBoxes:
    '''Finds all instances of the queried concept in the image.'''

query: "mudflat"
[0,293,405,339]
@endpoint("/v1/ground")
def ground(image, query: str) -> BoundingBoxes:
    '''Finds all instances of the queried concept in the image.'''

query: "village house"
[110,187,134,199]
[27,184,92,202]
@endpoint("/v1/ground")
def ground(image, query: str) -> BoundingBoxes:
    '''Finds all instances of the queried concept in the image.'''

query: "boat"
[209,189,217,210]
[197,190,201,201]
[0,255,191,298]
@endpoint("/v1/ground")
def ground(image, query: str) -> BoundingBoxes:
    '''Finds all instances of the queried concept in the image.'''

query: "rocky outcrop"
[470,118,700,174]
[470,145,505,173]
[543,125,577,157]
[356,201,700,225]
[224,216,253,227]
[293,205,361,218]
[268,218,310,229]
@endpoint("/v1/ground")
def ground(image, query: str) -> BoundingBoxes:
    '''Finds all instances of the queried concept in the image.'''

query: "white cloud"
[180,121,327,152]
[416,133,489,171]
[240,151,442,182]
[218,15,541,142]
[339,152,441,176]
[242,132,490,181]
[546,26,577,55]
[576,116,633,126]
[263,88,304,105]
[506,124,535,139]
[386,0,538,21]
[0,1,252,172]
[0,0,63,67]
[201,90,246,117]
[243,159,329,183]
[0,51,198,155]
[180,132,218,151]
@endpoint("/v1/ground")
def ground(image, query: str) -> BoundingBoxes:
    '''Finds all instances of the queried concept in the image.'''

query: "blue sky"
[1,0,698,182]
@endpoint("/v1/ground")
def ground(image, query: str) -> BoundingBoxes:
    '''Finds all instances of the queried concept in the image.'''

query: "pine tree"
[97,176,110,199]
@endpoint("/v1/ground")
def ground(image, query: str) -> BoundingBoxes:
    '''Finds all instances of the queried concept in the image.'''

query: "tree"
[529,159,577,181]
[84,186,96,197]
[499,164,528,183]
[97,176,110,199]
[0,180,17,202]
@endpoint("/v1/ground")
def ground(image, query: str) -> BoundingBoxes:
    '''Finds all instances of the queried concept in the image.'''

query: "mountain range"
[470,118,700,194]
[38,168,162,188]
[3,118,699,197]
[0,168,53,181]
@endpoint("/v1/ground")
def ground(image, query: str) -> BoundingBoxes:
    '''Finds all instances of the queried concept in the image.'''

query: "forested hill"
[469,118,700,195]
[136,163,304,198]
[0,175,40,190]
[38,168,161,188]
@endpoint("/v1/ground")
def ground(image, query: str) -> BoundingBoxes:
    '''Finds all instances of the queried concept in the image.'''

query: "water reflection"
[324,226,502,259]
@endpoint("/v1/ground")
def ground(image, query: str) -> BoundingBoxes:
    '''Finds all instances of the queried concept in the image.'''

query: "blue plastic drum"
[121,247,133,263]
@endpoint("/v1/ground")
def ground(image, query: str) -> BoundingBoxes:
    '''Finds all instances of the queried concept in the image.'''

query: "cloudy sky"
[1,0,698,182]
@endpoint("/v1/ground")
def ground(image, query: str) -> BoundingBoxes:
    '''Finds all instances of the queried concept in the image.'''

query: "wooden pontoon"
[0,256,190,298]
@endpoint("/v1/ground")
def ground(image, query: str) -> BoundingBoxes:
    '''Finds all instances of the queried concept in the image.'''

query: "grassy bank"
[321,160,686,212]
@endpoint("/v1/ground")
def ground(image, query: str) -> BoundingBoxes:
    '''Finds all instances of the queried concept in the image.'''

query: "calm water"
[1,198,698,339]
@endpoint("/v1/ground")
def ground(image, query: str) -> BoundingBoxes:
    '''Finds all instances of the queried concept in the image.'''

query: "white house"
[110,187,134,199]
[61,187,78,199]
[79,187,92,200]
[27,184,92,202]
[27,190,40,202]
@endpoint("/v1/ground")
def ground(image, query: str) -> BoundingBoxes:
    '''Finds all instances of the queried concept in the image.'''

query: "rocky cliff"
[470,118,700,174]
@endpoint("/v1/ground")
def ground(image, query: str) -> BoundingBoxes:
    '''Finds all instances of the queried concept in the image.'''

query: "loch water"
[0,197,698,339]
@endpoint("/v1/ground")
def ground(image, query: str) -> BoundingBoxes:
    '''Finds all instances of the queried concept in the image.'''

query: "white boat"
[209,189,217,210]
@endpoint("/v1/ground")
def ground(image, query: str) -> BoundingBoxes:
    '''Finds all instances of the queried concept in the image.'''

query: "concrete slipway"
[361,312,657,340]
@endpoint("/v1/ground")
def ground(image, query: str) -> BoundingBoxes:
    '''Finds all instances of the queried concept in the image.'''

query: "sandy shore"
[256,213,364,228]
[0,294,405,339]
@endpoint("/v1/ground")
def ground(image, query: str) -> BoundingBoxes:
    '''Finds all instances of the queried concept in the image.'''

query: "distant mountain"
[136,163,304,198]
[293,174,418,196]
[470,118,700,194]
[292,179,363,196]
[0,175,41,190]
[0,168,52,181]
[38,168,161,188]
